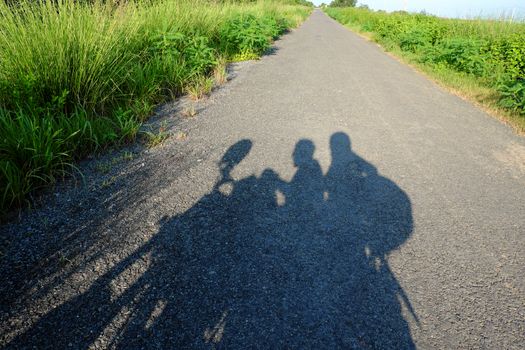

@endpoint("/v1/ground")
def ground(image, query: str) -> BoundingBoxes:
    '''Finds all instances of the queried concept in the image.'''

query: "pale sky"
[315,0,525,19]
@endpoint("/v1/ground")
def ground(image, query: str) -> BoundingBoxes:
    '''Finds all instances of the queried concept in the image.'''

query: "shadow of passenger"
[322,132,416,348]
[8,133,416,349]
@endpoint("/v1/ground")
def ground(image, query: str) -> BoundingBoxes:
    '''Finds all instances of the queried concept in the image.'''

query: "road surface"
[1,9,524,349]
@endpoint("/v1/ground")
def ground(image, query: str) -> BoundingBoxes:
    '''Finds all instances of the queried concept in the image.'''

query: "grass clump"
[182,105,198,118]
[213,57,229,86]
[186,76,215,101]
[141,130,170,149]
[141,121,171,148]
[325,7,525,131]
[0,0,312,215]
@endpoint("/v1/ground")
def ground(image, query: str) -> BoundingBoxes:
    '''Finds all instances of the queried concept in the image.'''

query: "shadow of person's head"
[219,139,252,181]
[293,139,316,167]
[329,131,353,164]
[330,131,352,152]
[328,132,378,179]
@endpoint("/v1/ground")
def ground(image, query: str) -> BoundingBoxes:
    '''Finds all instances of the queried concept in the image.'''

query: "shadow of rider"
[8,134,417,349]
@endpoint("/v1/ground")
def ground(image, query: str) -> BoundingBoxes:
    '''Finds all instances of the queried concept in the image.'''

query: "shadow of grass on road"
[4,132,417,349]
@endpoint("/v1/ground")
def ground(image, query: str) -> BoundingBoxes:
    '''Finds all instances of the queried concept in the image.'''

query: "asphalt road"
[1,9,524,349]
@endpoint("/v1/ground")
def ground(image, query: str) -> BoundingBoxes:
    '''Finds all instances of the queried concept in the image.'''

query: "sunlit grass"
[0,0,312,215]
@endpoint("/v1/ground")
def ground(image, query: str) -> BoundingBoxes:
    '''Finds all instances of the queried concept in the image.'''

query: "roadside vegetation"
[325,7,525,132]
[0,0,312,215]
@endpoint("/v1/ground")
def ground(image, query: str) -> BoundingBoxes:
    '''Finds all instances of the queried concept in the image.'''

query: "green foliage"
[0,108,87,210]
[0,0,312,215]
[220,14,289,57]
[499,80,525,114]
[221,14,272,56]
[325,7,525,119]
[329,0,356,8]
[419,38,491,77]
[487,34,525,81]
[150,32,217,76]
[287,0,315,7]
[398,27,435,52]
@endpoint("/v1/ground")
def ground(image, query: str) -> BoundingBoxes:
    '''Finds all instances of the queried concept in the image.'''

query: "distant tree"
[287,0,315,6]
[329,0,357,7]
[358,4,369,10]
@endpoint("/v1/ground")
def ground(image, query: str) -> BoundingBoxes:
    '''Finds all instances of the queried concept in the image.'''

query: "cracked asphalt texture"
[1,9,524,349]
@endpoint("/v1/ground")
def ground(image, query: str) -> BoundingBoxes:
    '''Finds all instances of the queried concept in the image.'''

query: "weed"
[131,99,155,122]
[219,13,291,59]
[114,108,141,144]
[95,163,112,174]
[186,76,214,101]
[182,105,198,118]
[122,151,134,161]
[214,58,229,85]
[143,131,170,148]
[231,51,261,62]
[175,131,188,140]
[95,151,134,174]
[100,176,117,189]
[58,252,71,267]
[141,121,170,148]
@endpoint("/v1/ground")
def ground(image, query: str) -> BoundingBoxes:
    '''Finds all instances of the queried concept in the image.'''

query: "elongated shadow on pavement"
[8,133,416,349]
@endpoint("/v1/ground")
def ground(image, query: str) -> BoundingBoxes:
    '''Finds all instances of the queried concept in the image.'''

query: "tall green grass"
[0,0,312,215]
[325,7,525,127]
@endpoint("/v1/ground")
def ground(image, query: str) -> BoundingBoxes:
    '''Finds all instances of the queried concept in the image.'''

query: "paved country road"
[1,9,524,349]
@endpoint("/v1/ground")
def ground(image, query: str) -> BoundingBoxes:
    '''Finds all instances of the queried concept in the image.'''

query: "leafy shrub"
[488,34,525,81]
[399,27,434,52]
[220,14,273,57]
[498,80,525,114]
[151,32,217,76]
[423,38,490,77]
[448,39,490,77]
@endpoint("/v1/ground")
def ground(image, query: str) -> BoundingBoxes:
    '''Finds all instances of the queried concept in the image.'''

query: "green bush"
[422,38,491,77]
[488,34,525,81]
[220,14,273,57]
[219,13,289,58]
[499,80,525,114]
[399,27,434,52]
